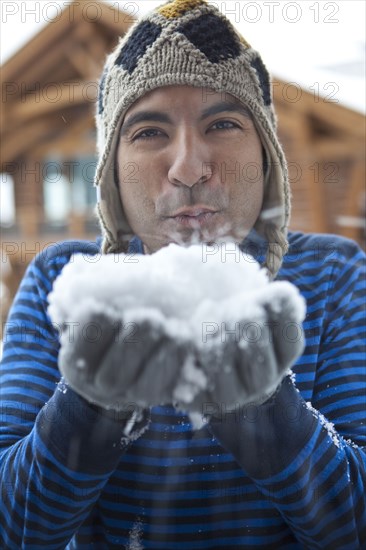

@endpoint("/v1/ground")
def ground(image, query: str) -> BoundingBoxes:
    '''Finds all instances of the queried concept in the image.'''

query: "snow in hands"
[48,243,306,336]
[48,243,306,410]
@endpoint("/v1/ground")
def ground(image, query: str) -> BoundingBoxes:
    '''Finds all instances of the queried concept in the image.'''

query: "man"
[1,0,365,548]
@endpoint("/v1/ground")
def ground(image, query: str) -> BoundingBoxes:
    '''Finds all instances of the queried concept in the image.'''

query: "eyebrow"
[121,111,171,136]
[201,101,252,121]
[120,100,252,136]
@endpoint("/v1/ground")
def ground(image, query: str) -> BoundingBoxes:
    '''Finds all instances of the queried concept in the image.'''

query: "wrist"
[207,375,317,478]
[37,385,151,473]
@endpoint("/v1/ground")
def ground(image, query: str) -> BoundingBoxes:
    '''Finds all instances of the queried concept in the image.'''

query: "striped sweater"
[0,231,365,549]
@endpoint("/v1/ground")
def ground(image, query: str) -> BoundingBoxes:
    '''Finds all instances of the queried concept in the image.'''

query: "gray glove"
[58,312,193,411]
[174,290,305,415]
[58,290,304,417]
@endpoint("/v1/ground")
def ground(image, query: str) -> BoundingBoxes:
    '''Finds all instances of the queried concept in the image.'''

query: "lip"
[168,206,219,229]
[169,206,218,218]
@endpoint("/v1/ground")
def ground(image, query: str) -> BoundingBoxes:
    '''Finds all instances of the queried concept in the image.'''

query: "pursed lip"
[169,206,218,218]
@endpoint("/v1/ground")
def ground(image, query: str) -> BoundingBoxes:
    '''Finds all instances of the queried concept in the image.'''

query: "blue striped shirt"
[1,231,365,549]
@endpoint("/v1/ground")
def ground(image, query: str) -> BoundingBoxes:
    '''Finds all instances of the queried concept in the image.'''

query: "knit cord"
[262,222,288,280]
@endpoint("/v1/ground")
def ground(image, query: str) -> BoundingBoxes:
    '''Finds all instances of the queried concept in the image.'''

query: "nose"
[167,129,213,188]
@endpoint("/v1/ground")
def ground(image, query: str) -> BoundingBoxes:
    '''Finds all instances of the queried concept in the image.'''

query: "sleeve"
[0,249,149,549]
[209,238,366,549]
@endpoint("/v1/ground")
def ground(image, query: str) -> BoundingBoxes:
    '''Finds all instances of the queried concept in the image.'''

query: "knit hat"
[95,0,290,278]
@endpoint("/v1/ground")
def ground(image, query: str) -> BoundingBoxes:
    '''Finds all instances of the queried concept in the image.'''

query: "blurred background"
[1,0,365,329]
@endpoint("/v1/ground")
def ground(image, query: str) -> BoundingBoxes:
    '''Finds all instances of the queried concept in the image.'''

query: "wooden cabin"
[274,81,365,242]
[1,0,133,327]
[1,0,365,330]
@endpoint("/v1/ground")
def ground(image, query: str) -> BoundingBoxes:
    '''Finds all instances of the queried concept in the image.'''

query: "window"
[70,156,97,214]
[43,160,71,224]
[0,173,16,228]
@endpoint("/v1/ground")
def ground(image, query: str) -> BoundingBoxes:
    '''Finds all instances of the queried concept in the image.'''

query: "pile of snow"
[48,243,306,348]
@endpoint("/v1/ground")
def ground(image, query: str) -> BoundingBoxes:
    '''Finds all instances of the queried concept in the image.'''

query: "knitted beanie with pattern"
[95,0,290,278]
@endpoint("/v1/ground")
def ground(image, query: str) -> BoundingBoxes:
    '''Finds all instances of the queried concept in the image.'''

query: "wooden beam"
[1,4,73,83]
[1,82,96,131]
[276,93,365,161]
[303,94,365,140]
[338,161,366,241]
[66,46,101,80]
[274,79,366,140]
[1,118,50,168]
[1,107,89,166]
[286,113,328,233]
[31,114,96,159]
[313,140,365,160]
[12,154,44,238]
[94,4,135,35]
[81,25,109,72]
[2,29,74,95]
[1,1,131,83]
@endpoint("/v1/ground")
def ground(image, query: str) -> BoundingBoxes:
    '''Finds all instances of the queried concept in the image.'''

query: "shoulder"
[279,232,365,298]
[35,239,101,263]
[33,239,101,267]
[286,231,365,268]
[287,230,364,254]
[29,239,102,292]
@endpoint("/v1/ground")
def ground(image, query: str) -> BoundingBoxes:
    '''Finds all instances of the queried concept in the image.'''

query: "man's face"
[117,85,264,252]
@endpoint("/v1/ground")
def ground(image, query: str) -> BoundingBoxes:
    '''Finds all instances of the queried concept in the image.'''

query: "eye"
[210,120,240,131]
[132,128,165,141]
